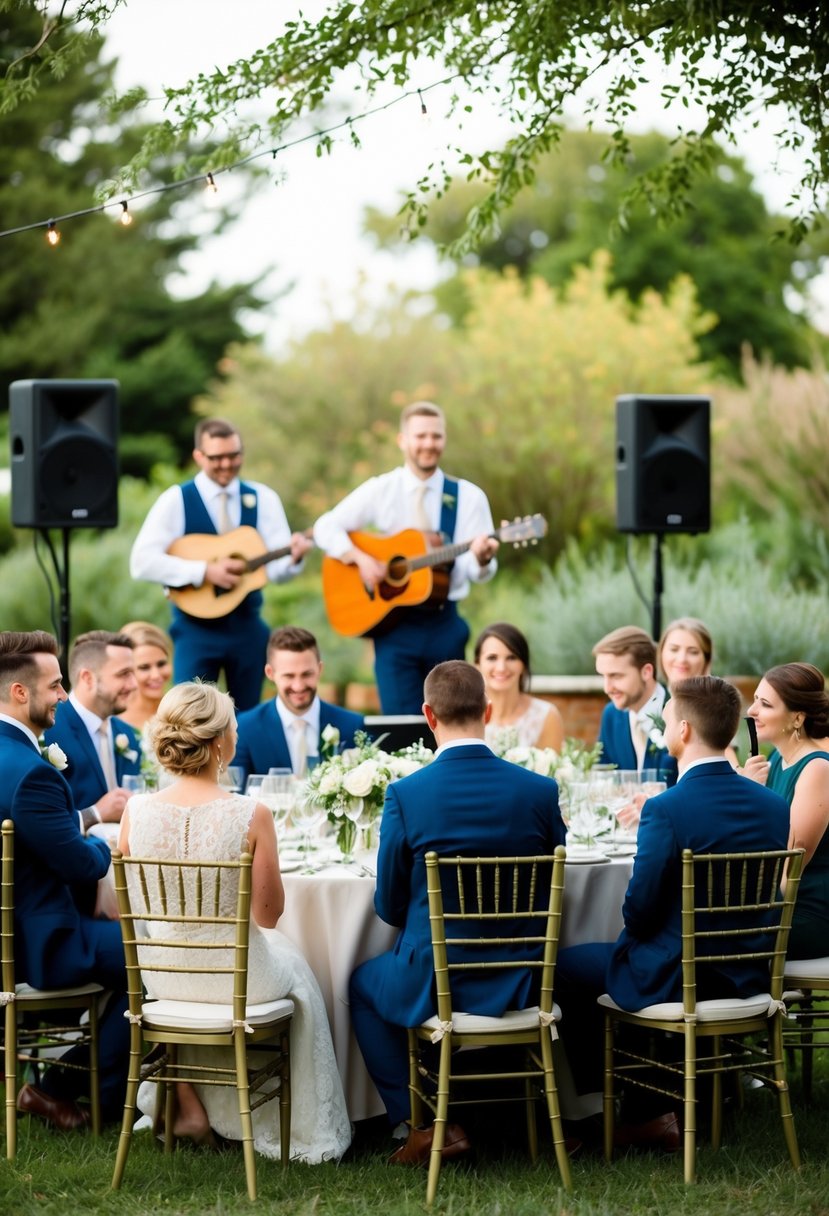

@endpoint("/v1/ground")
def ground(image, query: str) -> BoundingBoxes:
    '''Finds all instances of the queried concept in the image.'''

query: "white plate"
[565,850,610,864]
[606,842,637,857]
[279,859,304,873]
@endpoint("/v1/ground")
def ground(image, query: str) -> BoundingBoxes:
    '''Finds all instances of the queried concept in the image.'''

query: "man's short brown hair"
[399,401,445,429]
[193,417,240,449]
[424,661,487,726]
[0,630,59,698]
[671,676,741,750]
[592,625,656,672]
[267,626,320,661]
[68,630,134,685]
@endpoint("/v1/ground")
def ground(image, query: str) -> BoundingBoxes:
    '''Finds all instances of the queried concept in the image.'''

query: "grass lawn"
[2,1061,828,1216]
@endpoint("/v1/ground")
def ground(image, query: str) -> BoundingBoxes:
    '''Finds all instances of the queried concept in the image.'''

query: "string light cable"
[0,73,459,243]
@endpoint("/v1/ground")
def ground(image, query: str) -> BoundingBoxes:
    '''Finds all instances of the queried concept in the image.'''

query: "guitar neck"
[406,536,482,572]
[245,544,292,574]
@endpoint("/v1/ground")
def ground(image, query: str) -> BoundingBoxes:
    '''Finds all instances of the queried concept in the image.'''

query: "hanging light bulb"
[119,200,132,226]
[46,221,60,247]
[418,89,428,116]
[206,171,218,194]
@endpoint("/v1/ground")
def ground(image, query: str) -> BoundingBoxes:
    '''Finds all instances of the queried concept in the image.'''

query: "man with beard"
[45,630,141,831]
[234,626,364,781]
[0,630,129,1128]
[593,625,677,786]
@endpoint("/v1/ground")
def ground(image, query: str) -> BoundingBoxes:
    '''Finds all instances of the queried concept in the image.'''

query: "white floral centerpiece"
[492,734,603,785]
[303,731,433,860]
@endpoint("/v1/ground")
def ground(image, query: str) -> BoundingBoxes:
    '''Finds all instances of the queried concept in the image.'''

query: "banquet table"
[278,852,635,1121]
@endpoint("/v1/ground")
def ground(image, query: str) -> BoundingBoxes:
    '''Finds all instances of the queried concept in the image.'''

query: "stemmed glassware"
[258,774,295,834]
[291,798,326,873]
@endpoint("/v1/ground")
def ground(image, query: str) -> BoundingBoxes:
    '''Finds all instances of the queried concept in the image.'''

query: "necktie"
[291,718,308,778]
[98,722,118,791]
[217,491,232,534]
[631,715,649,768]
[412,483,431,531]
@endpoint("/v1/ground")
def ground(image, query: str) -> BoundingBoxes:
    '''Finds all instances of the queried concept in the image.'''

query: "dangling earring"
[217,744,225,775]
[794,723,802,743]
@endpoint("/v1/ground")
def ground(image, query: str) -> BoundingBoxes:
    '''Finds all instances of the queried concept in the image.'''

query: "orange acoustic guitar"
[322,515,548,637]
[166,525,312,620]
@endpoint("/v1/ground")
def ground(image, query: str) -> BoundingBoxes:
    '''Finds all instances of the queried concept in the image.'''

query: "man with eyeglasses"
[130,418,311,708]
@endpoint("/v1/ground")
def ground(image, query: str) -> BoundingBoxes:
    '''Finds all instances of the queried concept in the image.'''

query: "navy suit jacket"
[371,743,566,1028]
[45,699,141,810]
[605,760,790,1010]
[0,720,112,988]
[234,698,364,781]
[597,697,678,787]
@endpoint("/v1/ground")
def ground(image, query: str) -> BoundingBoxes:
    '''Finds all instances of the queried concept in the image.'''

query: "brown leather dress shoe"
[389,1122,471,1166]
[614,1111,681,1153]
[16,1083,91,1132]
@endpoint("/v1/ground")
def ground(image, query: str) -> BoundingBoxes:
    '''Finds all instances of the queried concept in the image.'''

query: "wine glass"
[121,774,146,797]
[259,774,295,833]
[220,765,244,793]
[245,774,266,797]
[291,798,325,873]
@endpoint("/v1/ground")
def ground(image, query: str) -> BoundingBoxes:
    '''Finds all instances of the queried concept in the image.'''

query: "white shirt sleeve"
[312,477,384,560]
[253,483,304,583]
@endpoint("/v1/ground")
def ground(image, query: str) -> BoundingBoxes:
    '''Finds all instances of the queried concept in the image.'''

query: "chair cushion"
[598,992,774,1022]
[420,1004,562,1035]
[16,981,104,1001]
[783,956,829,982]
[141,997,294,1031]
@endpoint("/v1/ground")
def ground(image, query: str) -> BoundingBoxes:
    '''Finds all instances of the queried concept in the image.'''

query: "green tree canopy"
[0,4,264,469]
[4,2,826,248]
[365,129,826,376]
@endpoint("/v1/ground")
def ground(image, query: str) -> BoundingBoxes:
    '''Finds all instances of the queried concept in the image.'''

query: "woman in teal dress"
[745,662,829,959]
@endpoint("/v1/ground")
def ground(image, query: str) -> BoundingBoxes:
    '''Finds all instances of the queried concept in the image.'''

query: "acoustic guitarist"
[129,418,312,709]
[313,402,499,714]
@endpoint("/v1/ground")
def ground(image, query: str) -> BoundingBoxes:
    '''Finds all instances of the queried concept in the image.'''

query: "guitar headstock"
[496,514,548,547]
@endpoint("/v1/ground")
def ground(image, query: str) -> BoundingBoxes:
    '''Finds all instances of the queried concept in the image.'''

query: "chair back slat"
[425,850,566,1024]
[1,820,15,995]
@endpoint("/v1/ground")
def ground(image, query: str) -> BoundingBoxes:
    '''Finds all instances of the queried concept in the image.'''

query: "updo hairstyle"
[764,662,829,740]
[149,681,235,777]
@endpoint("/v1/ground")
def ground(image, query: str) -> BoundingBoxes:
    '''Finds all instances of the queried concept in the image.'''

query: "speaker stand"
[37,528,72,676]
[651,533,664,642]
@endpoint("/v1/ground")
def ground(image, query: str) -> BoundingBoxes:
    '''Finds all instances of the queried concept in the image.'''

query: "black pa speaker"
[615,394,710,534]
[10,379,119,528]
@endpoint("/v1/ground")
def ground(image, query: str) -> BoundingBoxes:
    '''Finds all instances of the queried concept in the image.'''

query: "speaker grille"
[39,434,118,523]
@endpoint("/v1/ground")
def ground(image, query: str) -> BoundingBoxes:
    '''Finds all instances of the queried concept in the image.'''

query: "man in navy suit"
[45,630,141,834]
[593,624,678,786]
[234,626,364,781]
[556,676,789,1146]
[0,630,129,1128]
[349,660,565,1160]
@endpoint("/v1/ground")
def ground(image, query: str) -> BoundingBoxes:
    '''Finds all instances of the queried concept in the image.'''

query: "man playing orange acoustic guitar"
[130,418,311,709]
[313,402,499,713]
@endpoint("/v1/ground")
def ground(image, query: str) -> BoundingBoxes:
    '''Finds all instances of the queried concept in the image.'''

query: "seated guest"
[349,660,566,1163]
[120,681,351,1160]
[118,621,173,732]
[235,626,363,781]
[0,630,129,1127]
[657,617,713,688]
[744,662,829,959]
[593,625,677,786]
[45,630,141,832]
[556,676,790,1146]
[474,621,564,751]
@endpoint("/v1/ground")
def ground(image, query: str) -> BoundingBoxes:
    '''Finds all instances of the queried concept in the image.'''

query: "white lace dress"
[128,793,351,1163]
[485,696,554,751]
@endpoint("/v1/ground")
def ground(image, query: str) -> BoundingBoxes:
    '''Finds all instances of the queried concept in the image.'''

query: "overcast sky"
[103,1,825,351]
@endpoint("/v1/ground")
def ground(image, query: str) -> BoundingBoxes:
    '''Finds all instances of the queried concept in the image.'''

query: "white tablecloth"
[278,854,634,1120]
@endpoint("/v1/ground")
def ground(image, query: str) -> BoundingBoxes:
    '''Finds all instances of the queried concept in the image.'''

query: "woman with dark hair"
[473,622,564,751]
[745,662,829,958]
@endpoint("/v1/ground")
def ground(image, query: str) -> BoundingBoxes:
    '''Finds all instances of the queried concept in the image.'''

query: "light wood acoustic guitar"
[166,525,312,620]
[322,514,548,637]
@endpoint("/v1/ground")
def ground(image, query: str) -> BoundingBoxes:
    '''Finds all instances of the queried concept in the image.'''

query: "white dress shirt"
[313,466,497,599]
[275,695,321,773]
[130,469,302,589]
[629,684,668,768]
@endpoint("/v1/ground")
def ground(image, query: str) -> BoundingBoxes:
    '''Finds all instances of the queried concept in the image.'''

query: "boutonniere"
[38,737,68,771]
[646,711,667,751]
[114,733,139,763]
[441,491,456,509]
[241,492,257,509]
[321,723,341,758]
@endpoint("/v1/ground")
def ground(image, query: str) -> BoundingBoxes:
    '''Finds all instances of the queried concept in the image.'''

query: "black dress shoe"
[388,1122,471,1166]
[16,1083,90,1132]
[614,1111,681,1152]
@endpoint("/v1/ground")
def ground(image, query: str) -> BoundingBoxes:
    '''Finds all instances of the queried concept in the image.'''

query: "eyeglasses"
[199,450,243,464]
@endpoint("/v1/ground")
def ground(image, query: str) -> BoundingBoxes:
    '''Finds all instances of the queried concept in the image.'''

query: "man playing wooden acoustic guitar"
[313,402,499,714]
[130,418,312,709]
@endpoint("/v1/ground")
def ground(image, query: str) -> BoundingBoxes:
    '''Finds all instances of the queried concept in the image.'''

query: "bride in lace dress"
[117,681,351,1162]
[474,623,564,752]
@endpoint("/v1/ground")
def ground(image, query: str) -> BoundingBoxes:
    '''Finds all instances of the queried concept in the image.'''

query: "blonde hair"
[120,620,172,660]
[149,681,235,777]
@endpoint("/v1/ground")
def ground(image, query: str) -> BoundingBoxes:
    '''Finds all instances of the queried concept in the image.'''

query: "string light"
[0,74,458,243]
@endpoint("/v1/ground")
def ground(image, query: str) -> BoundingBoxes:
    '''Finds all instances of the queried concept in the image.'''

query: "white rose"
[115,733,129,751]
[45,742,68,771]
[241,492,257,509]
[321,724,340,748]
[389,757,421,778]
[343,759,380,799]
[504,747,531,768]
[555,760,576,784]
[318,771,342,796]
